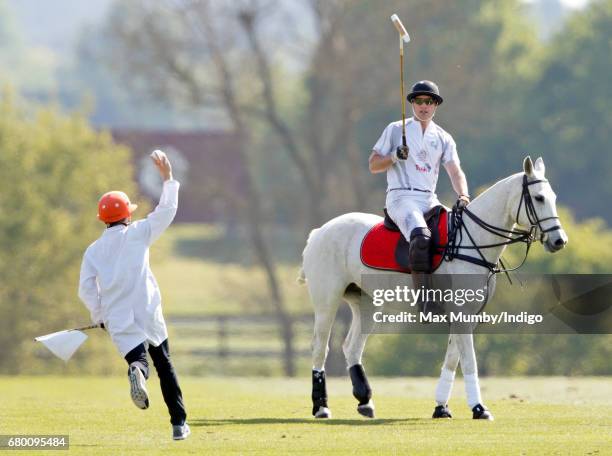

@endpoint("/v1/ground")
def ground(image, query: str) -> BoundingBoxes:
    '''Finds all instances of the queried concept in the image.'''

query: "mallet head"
[391,14,411,43]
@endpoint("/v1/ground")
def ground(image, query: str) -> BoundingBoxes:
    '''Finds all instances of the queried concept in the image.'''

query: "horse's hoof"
[472,403,494,421]
[432,404,452,419]
[357,400,375,418]
[314,406,331,419]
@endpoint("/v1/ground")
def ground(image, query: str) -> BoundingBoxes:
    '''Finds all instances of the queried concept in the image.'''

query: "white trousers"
[385,190,441,240]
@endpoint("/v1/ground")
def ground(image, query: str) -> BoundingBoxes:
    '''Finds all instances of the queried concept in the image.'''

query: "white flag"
[35,330,88,362]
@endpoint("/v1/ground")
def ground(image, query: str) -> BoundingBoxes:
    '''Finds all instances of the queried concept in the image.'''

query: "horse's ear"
[523,156,534,176]
[534,157,546,175]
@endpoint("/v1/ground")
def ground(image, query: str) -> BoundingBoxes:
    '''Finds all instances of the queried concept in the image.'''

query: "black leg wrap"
[349,364,372,405]
[312,370,328,416]
[433,404,452,419]
[472,403,494,420]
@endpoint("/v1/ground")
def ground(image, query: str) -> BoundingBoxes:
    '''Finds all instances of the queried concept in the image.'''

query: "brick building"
[111,129,245,223]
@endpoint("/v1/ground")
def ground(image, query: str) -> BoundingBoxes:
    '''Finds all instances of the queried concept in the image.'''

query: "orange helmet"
[97,191,138,223]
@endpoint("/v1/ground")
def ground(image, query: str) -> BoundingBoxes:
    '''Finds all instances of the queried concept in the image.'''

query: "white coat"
[78,180,179,356]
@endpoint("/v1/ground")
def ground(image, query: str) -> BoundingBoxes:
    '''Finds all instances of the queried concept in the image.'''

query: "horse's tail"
[298,227,322,285]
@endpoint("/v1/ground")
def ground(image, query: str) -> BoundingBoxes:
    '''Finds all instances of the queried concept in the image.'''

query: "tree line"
[1,0,611,375]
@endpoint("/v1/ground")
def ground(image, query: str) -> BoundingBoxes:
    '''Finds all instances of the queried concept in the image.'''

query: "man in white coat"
[78,151,190,440]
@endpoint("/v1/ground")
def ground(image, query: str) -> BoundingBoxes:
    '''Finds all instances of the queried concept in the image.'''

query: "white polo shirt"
[78,180,179,356]
[373,118,459,193]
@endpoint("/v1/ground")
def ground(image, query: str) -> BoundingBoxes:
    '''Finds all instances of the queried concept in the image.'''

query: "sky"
[7,0,591,55]
[7,0,112,53]
[559,0,590,7]
[523,0,590,7]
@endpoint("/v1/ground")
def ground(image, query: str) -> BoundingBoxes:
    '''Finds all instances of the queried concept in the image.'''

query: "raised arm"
[146,151,180,245]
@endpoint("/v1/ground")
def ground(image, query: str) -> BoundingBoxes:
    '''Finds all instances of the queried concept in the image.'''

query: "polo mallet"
[391,14,411,159]
[34,323,102,362]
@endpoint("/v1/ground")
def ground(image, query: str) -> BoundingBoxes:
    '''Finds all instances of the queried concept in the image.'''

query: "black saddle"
[383,205,446,270]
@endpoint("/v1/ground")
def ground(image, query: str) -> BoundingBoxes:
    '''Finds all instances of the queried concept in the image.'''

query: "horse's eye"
[534,195,545,203]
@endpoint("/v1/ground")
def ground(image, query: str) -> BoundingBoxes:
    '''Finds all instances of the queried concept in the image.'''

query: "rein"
[444,174,561,277]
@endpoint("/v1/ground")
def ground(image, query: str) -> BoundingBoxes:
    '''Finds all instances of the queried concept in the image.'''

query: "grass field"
[1,376,610,455]
[150,224,310,316]
[19,226,611,454]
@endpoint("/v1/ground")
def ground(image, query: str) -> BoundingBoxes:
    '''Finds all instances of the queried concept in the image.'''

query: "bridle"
[444,174,562,276]
[515,175,562,242]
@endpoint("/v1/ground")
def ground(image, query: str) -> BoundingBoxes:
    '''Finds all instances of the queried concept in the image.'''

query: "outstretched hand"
[151,150,173,181]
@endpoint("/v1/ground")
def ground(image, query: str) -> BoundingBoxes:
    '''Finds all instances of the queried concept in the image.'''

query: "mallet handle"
[391,14,409,148]
[71,323,102,331]
[70,324,102,332]
[33,324,102,342]
[399,40,406,147]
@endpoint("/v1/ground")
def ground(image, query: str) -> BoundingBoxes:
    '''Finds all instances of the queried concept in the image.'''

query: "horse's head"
[519,156,568,252]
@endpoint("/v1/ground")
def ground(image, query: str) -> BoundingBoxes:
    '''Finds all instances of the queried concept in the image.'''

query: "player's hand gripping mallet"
[391,14,411,160]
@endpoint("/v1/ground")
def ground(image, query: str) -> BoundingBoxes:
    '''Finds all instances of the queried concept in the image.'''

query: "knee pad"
[409,228,432,272]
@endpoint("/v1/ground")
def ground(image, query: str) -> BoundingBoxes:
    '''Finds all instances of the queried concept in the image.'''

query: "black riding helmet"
[407,80,443,105]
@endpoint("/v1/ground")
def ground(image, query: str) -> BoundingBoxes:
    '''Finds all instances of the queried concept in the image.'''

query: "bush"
[0,93,138,374]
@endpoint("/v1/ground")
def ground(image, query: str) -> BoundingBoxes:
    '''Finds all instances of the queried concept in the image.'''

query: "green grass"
[1,376,610,455]
[150,224,310,317]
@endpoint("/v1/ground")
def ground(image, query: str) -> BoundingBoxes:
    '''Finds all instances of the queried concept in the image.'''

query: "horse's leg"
[455,331,494,420]
[342,292,375,418]
[310,286,343,419]
[432,334,460,418]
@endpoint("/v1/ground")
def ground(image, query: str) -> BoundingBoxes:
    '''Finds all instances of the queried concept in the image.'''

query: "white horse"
[299,156,568,420]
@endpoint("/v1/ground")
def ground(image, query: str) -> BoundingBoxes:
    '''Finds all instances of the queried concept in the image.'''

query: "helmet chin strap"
[412,105,436,122]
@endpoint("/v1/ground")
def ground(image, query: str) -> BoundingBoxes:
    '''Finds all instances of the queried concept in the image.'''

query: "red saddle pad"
[360,211,448,273]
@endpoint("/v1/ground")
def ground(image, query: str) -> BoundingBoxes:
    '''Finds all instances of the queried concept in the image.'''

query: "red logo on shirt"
[415,164,431,172]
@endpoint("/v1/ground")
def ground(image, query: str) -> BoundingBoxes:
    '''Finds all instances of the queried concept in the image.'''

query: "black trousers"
[125,339,187,425]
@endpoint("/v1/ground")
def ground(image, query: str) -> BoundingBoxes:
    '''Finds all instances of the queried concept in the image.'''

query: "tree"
[58,24,218,129]
[96,0,553,375]
[297,0,542,212]
[0,1,57,96]
[523,0,612,223]
[0,93,138,374]
[101,0,301,375]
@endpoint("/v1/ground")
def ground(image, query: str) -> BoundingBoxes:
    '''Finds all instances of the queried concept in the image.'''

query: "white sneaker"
[128,364,149,410]
[172,423,191,440]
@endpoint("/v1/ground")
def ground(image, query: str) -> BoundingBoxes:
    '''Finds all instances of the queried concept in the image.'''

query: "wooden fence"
[167,308,352,375]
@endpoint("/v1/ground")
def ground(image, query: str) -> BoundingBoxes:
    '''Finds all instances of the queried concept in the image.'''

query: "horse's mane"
[471,172,524,203]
